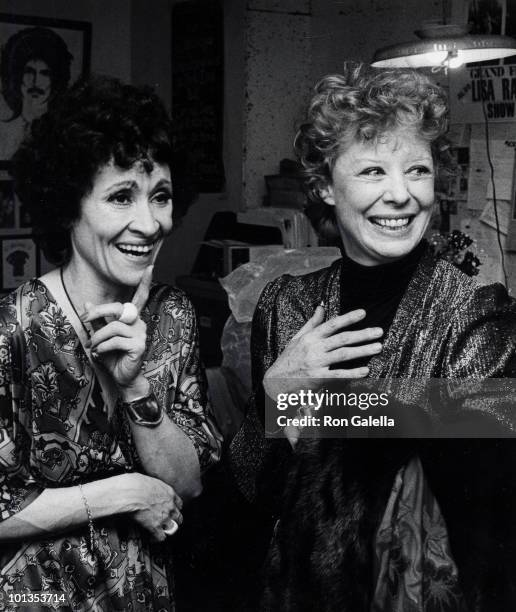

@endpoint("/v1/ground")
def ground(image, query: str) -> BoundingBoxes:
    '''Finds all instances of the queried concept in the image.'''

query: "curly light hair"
[294,62,452,242]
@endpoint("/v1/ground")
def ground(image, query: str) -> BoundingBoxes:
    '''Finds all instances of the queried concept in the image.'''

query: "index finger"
[132,265,153,313]
[292,303,325,340]
[317,309,366,338]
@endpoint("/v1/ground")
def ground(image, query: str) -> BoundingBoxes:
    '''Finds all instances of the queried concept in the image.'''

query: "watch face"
[123,394,164,427]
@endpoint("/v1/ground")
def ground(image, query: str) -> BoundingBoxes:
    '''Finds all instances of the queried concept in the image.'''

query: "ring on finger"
[119,302,139,325]
[163,519,179,537]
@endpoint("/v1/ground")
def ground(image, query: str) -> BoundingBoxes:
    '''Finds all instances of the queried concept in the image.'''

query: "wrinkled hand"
[263,305,383,447]
[264,305,383,386]
[123,473,183,542]
[83,266,153,389]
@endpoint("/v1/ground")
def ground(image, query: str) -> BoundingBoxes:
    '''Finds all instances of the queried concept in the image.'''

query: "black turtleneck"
[335,240,427,369]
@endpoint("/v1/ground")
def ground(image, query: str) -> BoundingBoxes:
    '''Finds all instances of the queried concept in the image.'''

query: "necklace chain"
[60,267,90,338]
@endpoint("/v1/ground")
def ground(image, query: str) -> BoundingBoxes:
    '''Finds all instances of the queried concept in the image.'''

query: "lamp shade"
[372,34,516,68]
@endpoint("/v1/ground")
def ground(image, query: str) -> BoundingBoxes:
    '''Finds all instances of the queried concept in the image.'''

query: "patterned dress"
[0,279,221,611]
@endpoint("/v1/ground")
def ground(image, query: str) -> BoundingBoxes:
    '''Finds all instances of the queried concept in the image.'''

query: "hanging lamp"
[371,23,516,69]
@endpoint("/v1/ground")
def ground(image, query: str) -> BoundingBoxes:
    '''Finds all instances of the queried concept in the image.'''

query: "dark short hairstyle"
[294,62,452,243]
[1,27,73,117]
[11,76,194,265]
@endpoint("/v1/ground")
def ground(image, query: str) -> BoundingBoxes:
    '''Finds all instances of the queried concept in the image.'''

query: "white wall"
[311,0,443,79]
[239,0,445,209]
[242,0,312,209]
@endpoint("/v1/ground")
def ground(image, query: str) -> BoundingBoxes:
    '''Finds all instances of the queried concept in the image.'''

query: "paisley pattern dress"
[0,279,221,611]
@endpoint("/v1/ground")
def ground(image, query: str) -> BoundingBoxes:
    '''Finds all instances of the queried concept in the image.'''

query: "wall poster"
[0,13,91,167]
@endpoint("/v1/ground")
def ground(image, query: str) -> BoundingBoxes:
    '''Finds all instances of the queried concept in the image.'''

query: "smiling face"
[322,128,436,266]
[69,160,173,295]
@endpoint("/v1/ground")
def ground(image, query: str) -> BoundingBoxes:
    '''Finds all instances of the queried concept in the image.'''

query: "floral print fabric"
[0,279,221,611]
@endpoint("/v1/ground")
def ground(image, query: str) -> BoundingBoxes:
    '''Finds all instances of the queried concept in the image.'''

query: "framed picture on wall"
[1,235,39,290]
[0,179,15,229]
[452,0,504,33]
[0,13,91,167]
[0,177,38,234]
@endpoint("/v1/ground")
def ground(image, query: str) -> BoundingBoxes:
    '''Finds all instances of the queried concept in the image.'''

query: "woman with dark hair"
[231,63,516,611]
[0,76,221,611]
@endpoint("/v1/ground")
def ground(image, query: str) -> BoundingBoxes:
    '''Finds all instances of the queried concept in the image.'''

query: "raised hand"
[264,305,383,385]
[83,265,153,390]
[263,305,383,446]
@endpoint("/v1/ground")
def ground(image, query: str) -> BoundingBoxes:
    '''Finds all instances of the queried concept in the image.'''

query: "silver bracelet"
[78,483,97,553]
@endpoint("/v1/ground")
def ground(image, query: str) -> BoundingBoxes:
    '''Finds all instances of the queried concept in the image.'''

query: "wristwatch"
[120,392,164,427]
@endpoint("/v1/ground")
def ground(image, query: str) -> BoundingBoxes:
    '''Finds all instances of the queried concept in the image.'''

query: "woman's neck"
[340,241,427,273]
[62,260,133,309]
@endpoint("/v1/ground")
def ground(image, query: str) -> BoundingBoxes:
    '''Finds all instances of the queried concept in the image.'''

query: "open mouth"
[116,242,156,257]
[369,216,414,230]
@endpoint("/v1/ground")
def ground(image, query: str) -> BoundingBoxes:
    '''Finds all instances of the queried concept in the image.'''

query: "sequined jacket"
[230,248,516,611]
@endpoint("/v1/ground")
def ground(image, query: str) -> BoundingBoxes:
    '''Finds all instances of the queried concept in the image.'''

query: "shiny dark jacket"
[230,250,516,612]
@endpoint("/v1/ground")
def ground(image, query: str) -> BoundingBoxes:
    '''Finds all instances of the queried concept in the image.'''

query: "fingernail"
[373,327,383,335]
[83,302,92,317]
[373,343,382,351]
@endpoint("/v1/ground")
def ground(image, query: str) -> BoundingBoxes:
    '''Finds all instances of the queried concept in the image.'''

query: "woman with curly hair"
[231,63,516,611]
[0,76,221,610]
